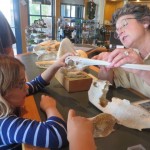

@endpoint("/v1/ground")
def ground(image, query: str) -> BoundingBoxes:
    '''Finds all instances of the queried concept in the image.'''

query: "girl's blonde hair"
[0,55,25,118]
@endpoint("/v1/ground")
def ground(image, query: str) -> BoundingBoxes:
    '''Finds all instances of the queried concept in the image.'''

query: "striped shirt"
[0,75,68,150]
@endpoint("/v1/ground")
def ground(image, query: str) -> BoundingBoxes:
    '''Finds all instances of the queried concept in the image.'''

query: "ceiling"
[129,0,150,1]
[106,0,150,2]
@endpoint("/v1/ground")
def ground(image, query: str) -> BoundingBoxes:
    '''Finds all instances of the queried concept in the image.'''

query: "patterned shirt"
[0,75,68,150]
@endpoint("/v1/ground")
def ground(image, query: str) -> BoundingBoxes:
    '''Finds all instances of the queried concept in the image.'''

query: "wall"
[104,1,150,23]
[104,1,123,23]
[84,0,89,19]
[20,1,28,53]
[55,0,61,39]
[88,0,123,25]
[92,0,105,25]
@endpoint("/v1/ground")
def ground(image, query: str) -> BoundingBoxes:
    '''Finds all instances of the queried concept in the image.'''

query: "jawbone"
[88,79,150,130]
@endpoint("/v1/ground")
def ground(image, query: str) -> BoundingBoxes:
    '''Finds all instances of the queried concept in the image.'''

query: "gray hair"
[112,3,150,30]
[0,55,25,118]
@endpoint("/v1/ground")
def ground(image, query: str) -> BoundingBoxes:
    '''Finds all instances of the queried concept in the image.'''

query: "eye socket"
[116,19,128,32]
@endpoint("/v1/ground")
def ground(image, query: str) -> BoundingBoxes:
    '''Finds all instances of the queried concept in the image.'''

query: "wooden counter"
[16,53,150,150]
[86,46,107,58]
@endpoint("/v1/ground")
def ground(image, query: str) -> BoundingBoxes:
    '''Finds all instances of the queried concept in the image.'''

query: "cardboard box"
[55,69,93,92]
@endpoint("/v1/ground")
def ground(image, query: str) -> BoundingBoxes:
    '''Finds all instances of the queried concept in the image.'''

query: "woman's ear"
[144,23,149,29]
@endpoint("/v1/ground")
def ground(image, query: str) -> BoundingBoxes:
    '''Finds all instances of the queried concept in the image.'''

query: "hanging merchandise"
[87,1,96,20]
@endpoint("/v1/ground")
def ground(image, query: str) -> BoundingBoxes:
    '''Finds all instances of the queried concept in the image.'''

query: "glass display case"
[25,19,51,52]
[57,17,112,48]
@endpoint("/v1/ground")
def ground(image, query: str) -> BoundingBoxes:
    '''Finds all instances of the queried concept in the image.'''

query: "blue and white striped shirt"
[0,75,68,150]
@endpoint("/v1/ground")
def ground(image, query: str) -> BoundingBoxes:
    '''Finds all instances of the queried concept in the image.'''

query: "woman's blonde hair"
[0,55,25,118]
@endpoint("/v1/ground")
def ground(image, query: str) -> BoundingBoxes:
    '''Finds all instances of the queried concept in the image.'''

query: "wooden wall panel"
[104,1,123,22]
[20,2,28,53]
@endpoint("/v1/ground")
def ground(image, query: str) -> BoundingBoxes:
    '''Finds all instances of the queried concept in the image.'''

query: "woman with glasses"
[0,54,72,149]
[93,3,150,98]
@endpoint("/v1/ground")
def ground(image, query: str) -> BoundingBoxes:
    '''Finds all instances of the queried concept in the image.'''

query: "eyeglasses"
[14,79,26,89]
[114,18,137,39]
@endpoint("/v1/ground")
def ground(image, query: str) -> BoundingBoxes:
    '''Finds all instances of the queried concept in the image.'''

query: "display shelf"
[25,19,51,52]
[57,18,99,44]
[57,17,113,48]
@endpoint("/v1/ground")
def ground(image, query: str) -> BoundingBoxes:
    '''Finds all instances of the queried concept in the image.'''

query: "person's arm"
[97,66,114,84]
[67,109,96,150]
[0,95,68,149]
[107,48,144,70]
[92,52,114,83]
[106,48,150,85]
[26,53,73,95]
[41,52,72,83]
[40,95,64,120]
[92,49,147,84]
[39,95,68,147]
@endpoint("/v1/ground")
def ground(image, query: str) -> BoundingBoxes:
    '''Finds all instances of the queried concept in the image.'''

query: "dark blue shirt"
[0,11,16,54]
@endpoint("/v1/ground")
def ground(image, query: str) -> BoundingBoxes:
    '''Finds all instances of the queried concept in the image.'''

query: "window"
[61,4,84,28]
[28,0,55,39]
[61,4,84,19]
